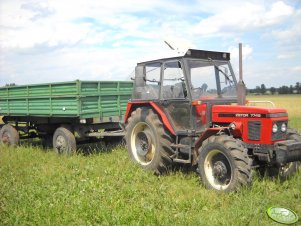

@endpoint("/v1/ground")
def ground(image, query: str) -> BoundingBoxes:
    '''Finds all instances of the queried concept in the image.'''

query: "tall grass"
[1,145,300,225]
[0,95,301,225]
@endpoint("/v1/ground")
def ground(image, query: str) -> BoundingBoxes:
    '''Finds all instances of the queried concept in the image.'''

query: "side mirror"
[134,66,145,87]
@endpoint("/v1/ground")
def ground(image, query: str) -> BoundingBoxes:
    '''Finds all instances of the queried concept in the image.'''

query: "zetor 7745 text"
[124,49,301,192]
[1,48,301,192]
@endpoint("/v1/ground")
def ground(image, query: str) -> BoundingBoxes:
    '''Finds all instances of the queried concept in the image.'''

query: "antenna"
[164,40,175,50]
[163,40,182,54]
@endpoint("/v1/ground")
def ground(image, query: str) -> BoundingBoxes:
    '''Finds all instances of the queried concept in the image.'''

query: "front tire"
[266,129,301,179]
[53,127,76,154]
[0,124,19,146]
[125,108,174,174]
[198,135,251,192]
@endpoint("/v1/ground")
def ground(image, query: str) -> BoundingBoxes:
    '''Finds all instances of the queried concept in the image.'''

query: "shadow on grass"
[19,136,126,156]
[77,138,125,156]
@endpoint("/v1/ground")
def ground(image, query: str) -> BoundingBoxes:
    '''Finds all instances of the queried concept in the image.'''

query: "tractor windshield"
[186,59,237,100]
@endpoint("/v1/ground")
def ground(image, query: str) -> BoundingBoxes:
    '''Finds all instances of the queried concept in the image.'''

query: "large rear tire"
[0,124,19,146]
[125,108,174,174]
[198,135,251,192]
[53,127,76,154]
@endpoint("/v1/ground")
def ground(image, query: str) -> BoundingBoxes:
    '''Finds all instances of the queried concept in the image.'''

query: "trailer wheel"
[266,129,301,179]
[125,108,174,174]
[0,124,19,146]
[53,127,76,154]
[198,135,251,192]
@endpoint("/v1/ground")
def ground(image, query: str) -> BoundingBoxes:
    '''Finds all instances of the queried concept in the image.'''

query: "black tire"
[103,136,124,146]
[125,108,174,174]
[53,127,76,154]
[282,129,301,176]
[0,124,19,146]
[41,135,53,149]
[265,129,301,179]
[198,135,251,192]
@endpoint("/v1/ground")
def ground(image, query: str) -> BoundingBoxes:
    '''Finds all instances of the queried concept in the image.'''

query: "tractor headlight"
[272,123,278,133]
[281,123,287,132]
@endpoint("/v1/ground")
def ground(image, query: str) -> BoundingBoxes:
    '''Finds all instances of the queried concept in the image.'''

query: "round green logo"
[267,207,299,224]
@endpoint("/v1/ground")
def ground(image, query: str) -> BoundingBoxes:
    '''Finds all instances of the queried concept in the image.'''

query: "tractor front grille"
[248,121,261,140]
[272,120,287,141]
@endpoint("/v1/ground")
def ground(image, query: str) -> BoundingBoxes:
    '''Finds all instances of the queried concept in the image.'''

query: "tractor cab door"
[159,60,199,133]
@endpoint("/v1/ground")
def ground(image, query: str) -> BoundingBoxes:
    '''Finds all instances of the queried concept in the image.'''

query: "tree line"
[248,82,301,95]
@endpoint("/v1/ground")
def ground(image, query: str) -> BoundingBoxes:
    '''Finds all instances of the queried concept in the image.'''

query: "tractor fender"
[192,127,229,165]
[124,101,175,135]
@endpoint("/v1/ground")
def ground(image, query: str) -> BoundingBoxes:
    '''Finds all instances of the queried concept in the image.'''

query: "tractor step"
[170,143,190,149]
[173,158,191,164]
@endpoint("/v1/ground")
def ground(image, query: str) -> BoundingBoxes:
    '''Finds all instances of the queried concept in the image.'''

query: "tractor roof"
[137,49,230,65]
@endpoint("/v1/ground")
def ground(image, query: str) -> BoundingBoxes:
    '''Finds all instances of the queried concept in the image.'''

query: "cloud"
[192,1,293,36]
[0,0,300,88]
[268,9,301,44]
[291,66,301,73]
[277,53,295,59]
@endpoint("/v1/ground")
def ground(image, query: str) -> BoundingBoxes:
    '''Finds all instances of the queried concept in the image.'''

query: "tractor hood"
[212,105,288,121]
[211,105,288,144]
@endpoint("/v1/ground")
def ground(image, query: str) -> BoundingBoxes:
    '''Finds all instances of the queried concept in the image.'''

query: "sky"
[0,0,300,88]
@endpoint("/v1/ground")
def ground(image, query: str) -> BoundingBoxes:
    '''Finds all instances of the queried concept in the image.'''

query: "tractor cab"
[131,49,237,134]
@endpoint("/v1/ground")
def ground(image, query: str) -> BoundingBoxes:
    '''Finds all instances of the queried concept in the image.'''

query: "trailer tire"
[41,135,53,149]
[198,135,251,192]
[53,127,76,154]
[125,108,174,174]
[0,124,19,146]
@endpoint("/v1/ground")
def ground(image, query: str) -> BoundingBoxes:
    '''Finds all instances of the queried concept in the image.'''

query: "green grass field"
[1,95,301,225]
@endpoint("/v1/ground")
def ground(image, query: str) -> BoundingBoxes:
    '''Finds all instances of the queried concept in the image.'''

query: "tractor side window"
[189,60,217,99]
[162,61,186,99]
[133,63,161,100]
[218,64,237,97]
[188,60,237,99]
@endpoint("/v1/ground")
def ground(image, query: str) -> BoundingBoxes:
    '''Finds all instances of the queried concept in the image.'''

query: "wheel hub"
[213,161,228,179]
[136,131,152,156]
[56,135,67,152]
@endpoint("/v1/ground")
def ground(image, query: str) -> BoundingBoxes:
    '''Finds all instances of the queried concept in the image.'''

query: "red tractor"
[124,48,301,192]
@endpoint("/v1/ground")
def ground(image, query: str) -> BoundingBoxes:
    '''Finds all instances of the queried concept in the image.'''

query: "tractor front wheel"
[198,135,251,192]
[265,129,301,179]
[125,108,174,174]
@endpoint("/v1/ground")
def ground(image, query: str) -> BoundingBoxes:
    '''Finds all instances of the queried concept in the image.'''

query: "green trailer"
[0,80,133,153]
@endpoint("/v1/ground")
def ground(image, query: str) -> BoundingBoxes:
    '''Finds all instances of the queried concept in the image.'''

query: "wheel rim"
[130,122,155,165]
[55,135,67,153]
[204,149,233,190]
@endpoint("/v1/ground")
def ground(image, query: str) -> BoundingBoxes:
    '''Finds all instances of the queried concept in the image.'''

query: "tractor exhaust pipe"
[237,43,246,105]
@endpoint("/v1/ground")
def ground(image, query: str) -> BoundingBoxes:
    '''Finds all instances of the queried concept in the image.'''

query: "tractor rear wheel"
[125,108,174,174]
[0,124,19,146]
[53,127,76,154]
[198,135,251,192]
